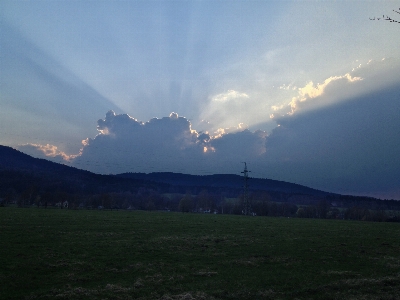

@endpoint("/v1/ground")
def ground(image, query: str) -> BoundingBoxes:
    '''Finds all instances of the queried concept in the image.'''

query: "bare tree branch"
[370,8,400,23]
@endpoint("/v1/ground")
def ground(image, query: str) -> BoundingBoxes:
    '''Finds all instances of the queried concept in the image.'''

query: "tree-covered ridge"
[1,145,400,221]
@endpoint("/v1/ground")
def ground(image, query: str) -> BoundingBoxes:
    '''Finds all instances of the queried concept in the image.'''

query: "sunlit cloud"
[279,83,297,91]
[271,71,364,118]
[17,143,77,162]
[291,73,363,111]
[210,123,250,139]
[212,90,249,102]
[298,74,362,99]
[197,89,253,133]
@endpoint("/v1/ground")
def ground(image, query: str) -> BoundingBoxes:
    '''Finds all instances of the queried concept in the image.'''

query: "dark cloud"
[60,110,267,176]
[210,130,267,160]
[264,77,400,199]
[72,111,206,174]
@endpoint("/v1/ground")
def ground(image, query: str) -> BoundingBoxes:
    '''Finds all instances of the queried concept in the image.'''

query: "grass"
[1,208,400,299]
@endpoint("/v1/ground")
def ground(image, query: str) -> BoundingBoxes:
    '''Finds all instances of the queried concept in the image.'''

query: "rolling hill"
[1,145,400,215]
[0,145,330,196]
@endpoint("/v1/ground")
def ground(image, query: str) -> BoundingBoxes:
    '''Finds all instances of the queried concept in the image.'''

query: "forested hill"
[1,145,328,196]
[0,145,158,195]
[116,172,330,196]
[2,145,400,214]
[0,145,78,173]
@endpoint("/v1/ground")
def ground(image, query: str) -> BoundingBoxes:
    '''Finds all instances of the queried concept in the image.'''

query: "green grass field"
[1,208,400,299]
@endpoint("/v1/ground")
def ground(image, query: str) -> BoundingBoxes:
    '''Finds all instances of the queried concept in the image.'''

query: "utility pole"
[241,162,251,216]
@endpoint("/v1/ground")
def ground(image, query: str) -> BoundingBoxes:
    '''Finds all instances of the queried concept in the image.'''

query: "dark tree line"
[1,168,400,222]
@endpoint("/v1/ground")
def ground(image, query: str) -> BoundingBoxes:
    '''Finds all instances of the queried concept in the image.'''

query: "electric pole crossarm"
[241,162,252,216]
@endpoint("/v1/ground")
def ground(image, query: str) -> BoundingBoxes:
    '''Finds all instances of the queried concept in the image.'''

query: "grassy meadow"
[1,207,400,300]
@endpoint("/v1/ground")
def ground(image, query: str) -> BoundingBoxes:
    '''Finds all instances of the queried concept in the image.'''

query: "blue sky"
[1,1,400,199]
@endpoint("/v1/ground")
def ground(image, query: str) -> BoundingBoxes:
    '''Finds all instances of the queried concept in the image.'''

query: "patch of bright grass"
[1,208,400,299]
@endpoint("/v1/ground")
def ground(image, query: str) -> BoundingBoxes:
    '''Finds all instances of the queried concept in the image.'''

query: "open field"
[1,208,400,299]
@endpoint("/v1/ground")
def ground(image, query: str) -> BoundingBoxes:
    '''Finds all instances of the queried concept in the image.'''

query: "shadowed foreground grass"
[1,208,400,299]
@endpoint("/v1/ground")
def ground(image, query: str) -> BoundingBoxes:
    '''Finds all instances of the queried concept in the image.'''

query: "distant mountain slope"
[0,145,74,173]
[116,172,331,196]
[2,145,398,212]
[0,145,156,194]
[0,146,329,196]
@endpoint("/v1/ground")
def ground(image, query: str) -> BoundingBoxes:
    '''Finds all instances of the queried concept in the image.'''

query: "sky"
[1,0,400,199]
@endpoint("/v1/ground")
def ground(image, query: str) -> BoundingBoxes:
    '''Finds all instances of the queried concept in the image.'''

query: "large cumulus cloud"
[67,111,266,175]
[73,111,203,174]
